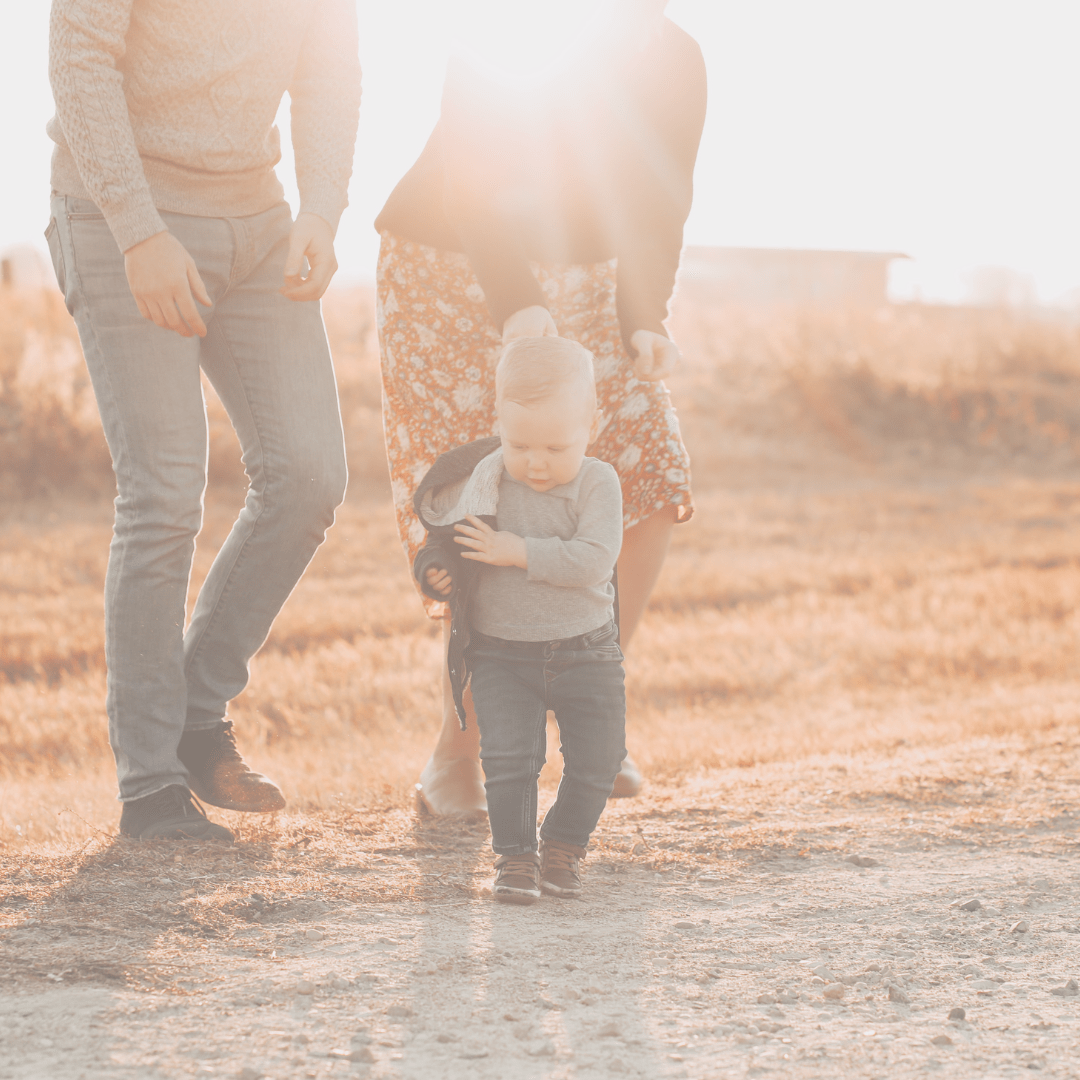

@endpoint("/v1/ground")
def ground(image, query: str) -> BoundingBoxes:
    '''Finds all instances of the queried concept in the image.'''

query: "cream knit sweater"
[48,0,362,253]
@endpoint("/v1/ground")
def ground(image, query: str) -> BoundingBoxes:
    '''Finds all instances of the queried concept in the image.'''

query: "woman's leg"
[416,619,487,817]
[615,505,678,648]
[608,504,678,795]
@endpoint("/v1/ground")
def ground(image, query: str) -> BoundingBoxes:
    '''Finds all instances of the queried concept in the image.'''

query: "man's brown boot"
[539,840,587,898]
[178,721,286,813]
[493,853,542,905]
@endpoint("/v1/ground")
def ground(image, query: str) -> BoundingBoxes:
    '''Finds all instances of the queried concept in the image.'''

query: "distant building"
[678,246,907,309]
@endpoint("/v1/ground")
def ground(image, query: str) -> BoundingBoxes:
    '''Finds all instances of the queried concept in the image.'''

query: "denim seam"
[181,316,268,688]
[64,197,141,744]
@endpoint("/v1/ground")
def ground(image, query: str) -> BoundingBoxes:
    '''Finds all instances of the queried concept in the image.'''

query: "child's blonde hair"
[496,336,597,415]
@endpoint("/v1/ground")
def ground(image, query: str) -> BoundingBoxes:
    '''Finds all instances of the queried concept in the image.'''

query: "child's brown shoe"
[493,853,542,904]
[539,840,586,898]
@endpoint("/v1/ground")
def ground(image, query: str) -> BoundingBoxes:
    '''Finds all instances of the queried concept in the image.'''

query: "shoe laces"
[206,721,243,763]
[498,854,539,878]
[544,844,580,873]
[147,785,212,822]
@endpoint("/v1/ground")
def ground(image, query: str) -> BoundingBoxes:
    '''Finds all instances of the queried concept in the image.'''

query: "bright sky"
[3,1,1078,304]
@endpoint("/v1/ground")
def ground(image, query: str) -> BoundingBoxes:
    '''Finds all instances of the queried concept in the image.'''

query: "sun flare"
[451,0,614,87]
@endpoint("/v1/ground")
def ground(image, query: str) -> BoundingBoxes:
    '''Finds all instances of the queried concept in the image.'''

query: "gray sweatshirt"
[472,459,623,641]
[48,0,362,253]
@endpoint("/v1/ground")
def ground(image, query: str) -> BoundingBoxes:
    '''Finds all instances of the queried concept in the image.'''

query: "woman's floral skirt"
[376,231,693,618]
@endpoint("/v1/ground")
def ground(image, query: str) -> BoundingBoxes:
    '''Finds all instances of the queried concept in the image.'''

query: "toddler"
[412,336,626,903]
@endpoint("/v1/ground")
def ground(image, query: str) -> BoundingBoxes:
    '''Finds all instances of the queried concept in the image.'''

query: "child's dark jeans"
[467,619,627,855]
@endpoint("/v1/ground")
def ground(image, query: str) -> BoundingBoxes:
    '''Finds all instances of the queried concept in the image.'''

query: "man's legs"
[50,197,344,823]
[181,204,347,751]
[49,196,224,803]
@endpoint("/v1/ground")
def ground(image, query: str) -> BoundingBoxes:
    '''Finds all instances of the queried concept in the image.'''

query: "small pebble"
[565,963,578,971]
[597,1021,622,1038]
[1050,979,1079,997]
[295,981,315,996]
[811,965,835,981]
[756,994,777,1005]
[674,920,695,930]
[347,1047,376,1063]
[1012,920,1030,934]
[237,1069,265,1080]
[823,984,846,1000]
[955,898,982,912]
[387,1004,414,1018]
[304,929,324,941]
[435,1033,457,1044]
[948,1007,966,1021]
[931,1034,954,1047]
[526,1040,556,1057]
[845,854,880,868]
[459,1045,489,1060]
[888,984,911,1004]
[330,977,349,990]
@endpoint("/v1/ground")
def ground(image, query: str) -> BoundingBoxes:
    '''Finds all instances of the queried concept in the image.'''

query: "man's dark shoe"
[119,785,234,841]
[540,840,586,898]
[178,721,286,812]
[493,852,542,905]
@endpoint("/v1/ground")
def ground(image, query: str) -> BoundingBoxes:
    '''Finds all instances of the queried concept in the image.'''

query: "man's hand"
[455,515,528,568]
[502,305,558,343]
[281,212,338,301]
[124,231,212,338]
[630,329,681,382]
[425,566,454,596]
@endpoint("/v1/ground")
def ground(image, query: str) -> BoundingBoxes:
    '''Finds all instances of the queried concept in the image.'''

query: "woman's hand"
[281,212,338,301]
[502,305,558,342]
[124,231,212,338]
[455,515,528,568]
[630,329,681,382]
[425,566,454,596]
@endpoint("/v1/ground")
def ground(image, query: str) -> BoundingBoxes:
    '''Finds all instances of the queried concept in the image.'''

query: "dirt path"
[3,738,1079,1080]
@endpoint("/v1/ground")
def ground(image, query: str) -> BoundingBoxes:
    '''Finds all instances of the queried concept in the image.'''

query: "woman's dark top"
[375,18,707,350]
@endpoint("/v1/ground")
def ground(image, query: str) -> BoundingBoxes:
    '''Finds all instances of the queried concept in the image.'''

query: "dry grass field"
[3,288,1080,849]
[2,287,1080,1079]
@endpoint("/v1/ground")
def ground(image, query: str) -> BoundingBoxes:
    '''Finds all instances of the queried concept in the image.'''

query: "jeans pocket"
[44,217,67,299]
[65,196,105,221]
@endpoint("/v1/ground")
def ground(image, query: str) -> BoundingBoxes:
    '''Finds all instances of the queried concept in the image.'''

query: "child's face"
[498,393,600,493]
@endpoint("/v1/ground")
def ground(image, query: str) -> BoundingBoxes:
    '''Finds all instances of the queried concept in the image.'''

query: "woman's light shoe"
[414,756,488,819]
[609,755,643,799]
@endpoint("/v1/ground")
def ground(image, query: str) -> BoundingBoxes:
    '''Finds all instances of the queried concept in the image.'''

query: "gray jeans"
[467,620,627,855]
[46,196,347,801]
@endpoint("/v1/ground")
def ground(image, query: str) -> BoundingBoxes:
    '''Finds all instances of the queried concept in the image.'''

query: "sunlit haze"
[3,1,1078,304]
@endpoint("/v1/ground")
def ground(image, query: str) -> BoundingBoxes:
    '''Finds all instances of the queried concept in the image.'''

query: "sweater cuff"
[299,192,347,236]
[105,193,169,254]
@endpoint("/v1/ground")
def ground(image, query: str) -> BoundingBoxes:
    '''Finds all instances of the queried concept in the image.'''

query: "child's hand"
[455,515,528,569]
[425,566,454,596]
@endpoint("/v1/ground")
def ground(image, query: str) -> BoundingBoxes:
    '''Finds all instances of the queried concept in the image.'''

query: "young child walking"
[412,336,627,904]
